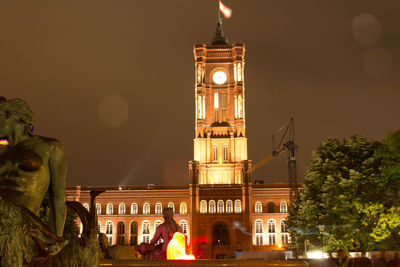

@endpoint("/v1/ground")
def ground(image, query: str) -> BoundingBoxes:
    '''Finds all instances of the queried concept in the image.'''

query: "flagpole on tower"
[217,0,221,21]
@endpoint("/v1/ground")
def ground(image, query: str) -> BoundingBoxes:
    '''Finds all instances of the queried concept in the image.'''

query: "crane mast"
[250,118,298,205]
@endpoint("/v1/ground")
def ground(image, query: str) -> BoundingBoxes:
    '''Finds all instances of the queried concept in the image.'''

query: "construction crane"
[250,118,298,204]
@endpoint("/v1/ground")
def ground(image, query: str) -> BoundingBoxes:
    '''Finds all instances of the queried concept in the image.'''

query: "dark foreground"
[99,259,309,266]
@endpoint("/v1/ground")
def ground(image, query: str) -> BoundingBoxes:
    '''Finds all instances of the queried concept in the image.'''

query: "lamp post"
[318,224,325,259]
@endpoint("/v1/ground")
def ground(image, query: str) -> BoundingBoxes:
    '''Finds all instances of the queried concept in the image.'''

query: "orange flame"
[0,139,8,146]
[167,232,195,260]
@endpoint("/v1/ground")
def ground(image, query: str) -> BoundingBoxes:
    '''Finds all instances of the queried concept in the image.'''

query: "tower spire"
[212,10,228,45]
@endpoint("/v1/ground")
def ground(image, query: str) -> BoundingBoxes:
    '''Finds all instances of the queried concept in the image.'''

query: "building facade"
[66,21,292,259]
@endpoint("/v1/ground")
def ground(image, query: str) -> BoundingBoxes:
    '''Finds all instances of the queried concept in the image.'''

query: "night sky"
[1,1,399,186]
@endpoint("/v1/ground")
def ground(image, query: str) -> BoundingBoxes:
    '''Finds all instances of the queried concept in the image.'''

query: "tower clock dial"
[212,70,227,85]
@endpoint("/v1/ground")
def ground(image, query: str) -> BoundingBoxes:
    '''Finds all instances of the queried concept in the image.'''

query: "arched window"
[255,201,262,213]
[142,221,150,243]
[209,200,216,213]
[155,203,162,214]
[180,220,189,244]
[179,220,188,235]
[105,221,113,245]
[168,202,175,213]
[96,203,101,215]
[106,203,113,215]
[281,219,288,233]
[130,221,138,246]
[226,200,233,213]
[267,219,276,245]
[255,219,263,245]
[180,202,187,214]
[255,219,263,233]
[118,203,126,215]
[83,203,89,211]
[217,200,224,213]
[214,93,219,122]
[267,202,275,213]
[200,200,207,213]
[131,203,138,215]
[280,201,287,213]
[117,222,125,245]
[143,203,150,215]
[268,219,276,233]
[234,199,242,213]
[281,219,289,244]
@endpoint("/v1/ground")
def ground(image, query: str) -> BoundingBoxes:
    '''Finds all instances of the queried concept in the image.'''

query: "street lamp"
[318,224,326,259]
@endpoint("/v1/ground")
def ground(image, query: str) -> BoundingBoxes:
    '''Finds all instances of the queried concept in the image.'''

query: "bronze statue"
[137,207,182,260]
[0,97,101,267]
[98,233,138,260]
[0,97,67,237]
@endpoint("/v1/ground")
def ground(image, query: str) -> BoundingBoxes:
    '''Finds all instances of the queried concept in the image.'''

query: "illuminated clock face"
[212,71,227,85]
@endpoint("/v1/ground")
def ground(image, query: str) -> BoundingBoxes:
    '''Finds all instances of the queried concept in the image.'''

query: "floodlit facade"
[66,21,292,259]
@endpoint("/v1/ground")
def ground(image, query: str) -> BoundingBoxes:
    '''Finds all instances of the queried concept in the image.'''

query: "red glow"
[167,232,195,260]
[191,235,208,245]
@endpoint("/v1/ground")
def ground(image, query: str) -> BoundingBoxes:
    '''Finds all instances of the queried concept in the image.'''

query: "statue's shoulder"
[34,135,65,154]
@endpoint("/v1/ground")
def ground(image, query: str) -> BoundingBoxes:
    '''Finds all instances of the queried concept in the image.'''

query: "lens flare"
[167,232,195,260]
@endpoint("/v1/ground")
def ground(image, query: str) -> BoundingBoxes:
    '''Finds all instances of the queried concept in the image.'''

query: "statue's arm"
[48,140,67,238]
[150,227,162,246]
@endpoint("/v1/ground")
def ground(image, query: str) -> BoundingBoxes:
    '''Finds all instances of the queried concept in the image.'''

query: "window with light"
[234,199,242,213]
[180,202,187,214]
[142,221,150,243]
[118,203,126,215]
[131,203,138,214]
[217,200,224,213]
[155,203,162,214]
[209,200,216,213]
[255,219,263,245]
[280,201,287,213]
[226,200,233,213]
[255,201,262,213]
[143,203,150,215]
[106,221,113,245]
[200,200,207,213]
[168,202,175,213]
[268,219,276,245]
[96,203,101,215]
[106,203,113,215]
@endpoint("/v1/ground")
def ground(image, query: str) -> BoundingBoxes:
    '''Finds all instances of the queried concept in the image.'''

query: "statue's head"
[0,97,35,136]
[163,207,174,220]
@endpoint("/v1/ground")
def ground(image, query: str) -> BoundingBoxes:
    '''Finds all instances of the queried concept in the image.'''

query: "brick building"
[66,20,292,259]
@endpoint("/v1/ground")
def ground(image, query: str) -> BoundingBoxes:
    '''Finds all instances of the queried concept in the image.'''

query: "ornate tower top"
[212,18,228,45]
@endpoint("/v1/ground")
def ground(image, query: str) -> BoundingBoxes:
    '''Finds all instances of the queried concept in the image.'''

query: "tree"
[356,130,400,249]
[289,135,381,253]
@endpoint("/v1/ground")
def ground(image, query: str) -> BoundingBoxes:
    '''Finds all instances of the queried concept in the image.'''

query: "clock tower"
[189,19,251,185]
[188,19,253,258]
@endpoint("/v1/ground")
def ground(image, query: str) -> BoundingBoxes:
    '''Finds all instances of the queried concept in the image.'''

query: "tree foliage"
[289,132,400,253]
[356,130,400,248]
